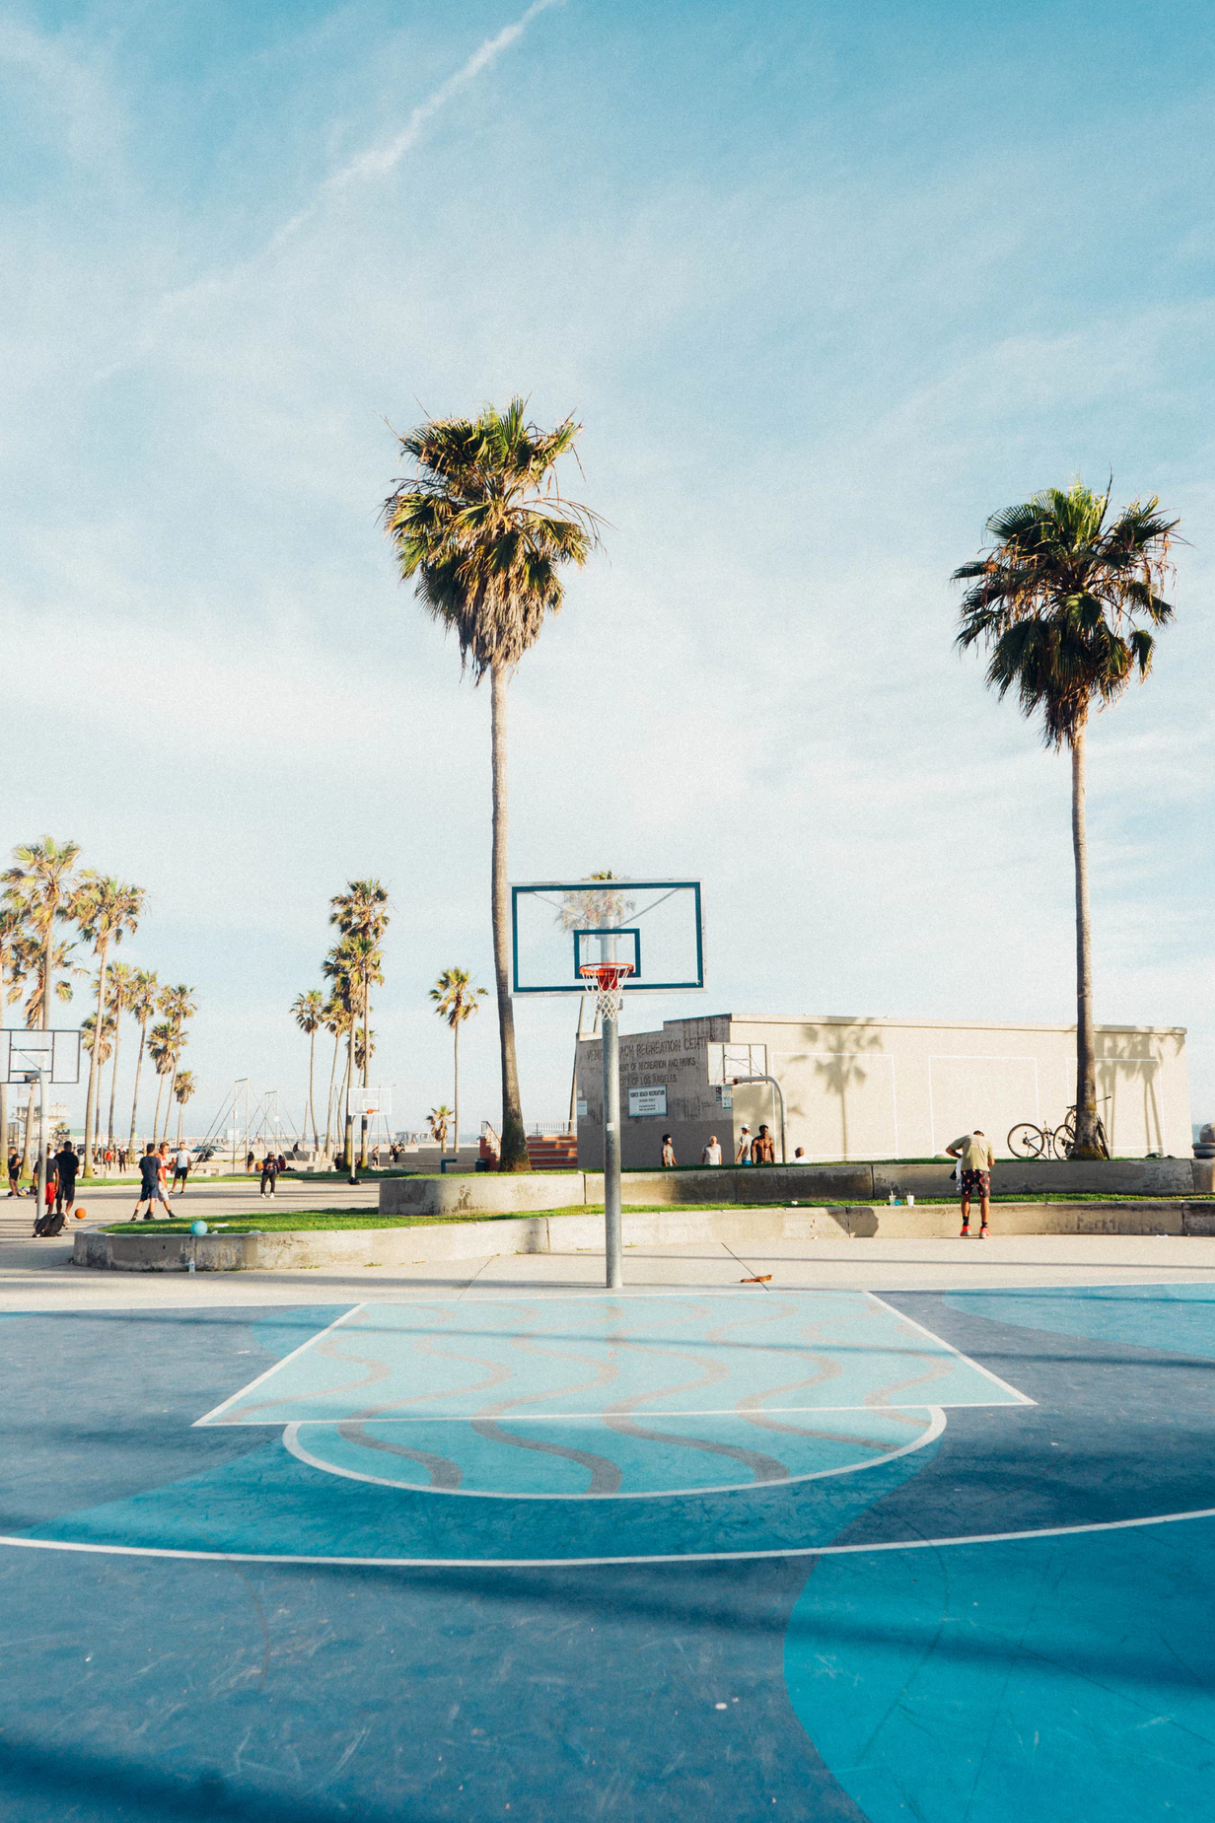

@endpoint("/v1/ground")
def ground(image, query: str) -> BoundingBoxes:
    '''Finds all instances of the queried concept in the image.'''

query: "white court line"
[192,1304,366,1426]
[281,1408,946,1500]
[3,1499,1214,1569]
[864,1290,1036,1406]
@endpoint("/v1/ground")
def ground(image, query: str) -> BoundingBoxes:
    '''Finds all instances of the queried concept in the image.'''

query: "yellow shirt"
[950,1133,994,1171]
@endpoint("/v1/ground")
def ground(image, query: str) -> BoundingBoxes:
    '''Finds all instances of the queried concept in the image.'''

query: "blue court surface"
[2,1283,1214,1819]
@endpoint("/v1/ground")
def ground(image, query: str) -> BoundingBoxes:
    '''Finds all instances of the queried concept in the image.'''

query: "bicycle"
[1008,1100,1111,1161]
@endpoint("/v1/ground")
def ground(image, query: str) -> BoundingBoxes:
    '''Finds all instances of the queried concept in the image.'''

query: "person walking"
[53,1142,79,1217]
[171,1144,191,1195]
[701,1135,723,1166]
[260,1153,279,1198]
[752,1124,776,1164]
[33,1156,60,1235]
[661,1134,677,1168]
[131,1142,172,1221]
[245,1149,254,1174]
[735,1127,753,1164]
[945,1129,995,1237]
[7,1149,22,1196]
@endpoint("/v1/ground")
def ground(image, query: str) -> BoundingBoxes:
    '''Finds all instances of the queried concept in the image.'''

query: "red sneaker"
[979,1224,990,1239]
[959,1222,970,1238]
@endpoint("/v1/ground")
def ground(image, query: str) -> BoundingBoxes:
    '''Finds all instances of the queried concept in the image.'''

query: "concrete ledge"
[378,1156,1204,1216]
[76,1198,1215,1270]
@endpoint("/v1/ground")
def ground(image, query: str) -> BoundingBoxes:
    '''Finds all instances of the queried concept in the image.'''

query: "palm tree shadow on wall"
[784,1019,885,1161]
[1094,1029,1180,1155]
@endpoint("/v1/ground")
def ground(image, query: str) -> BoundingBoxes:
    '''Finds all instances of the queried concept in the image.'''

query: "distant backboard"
[352,1087,392,1117]
[1,1029,81,1085]
[511,881,704,995]
[706,1042,768,1086]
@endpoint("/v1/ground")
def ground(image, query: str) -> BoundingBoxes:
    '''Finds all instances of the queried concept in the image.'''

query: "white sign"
[576,1100,588,1119]
[628,1085,667,1118]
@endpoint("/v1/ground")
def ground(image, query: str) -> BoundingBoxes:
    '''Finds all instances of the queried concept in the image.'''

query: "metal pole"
[602,1011,622,1289]
[36,1066,48,1218]
[731,1073,786,1164]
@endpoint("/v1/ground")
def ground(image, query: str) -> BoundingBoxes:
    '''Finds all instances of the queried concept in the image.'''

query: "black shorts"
[960,1168,991,1198]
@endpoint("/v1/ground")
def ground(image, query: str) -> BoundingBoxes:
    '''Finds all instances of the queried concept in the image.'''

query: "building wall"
[576,1013,1191,1169]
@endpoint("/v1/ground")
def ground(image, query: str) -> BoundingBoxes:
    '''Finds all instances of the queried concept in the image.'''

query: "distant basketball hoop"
[578,961,635,1023]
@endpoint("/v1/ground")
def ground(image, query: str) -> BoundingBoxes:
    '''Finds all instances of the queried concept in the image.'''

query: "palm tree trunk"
[453,1020,460,1164]
[107,1012,122,1147]
[307,1030,317,1150]
[129,1022,147,1154]
[490,663,528,1171]
[82,939,110,1177]
[1071,718,1101,1157]
[359,980,369,1170]
[323,1028,339,1156]
[153,1070,166,1146]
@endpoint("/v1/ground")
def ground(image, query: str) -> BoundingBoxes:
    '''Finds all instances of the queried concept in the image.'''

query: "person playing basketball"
[131,1142,172,1221]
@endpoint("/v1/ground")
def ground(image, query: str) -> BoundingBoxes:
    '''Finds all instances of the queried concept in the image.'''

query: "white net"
[580,964,633,1022]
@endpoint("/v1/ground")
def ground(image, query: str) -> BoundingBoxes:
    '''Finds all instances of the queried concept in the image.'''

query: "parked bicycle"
[1008,1100,1111,1160]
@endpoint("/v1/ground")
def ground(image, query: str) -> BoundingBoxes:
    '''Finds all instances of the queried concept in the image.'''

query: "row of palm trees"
[0,838,198,1175]
[379,399,1179,1168]
[292,880,390,1170]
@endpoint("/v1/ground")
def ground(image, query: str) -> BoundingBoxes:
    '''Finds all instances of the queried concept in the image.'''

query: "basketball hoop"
[579,961,634,1022]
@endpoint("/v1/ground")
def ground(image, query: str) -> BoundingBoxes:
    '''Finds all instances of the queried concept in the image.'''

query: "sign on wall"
[628,1085,668,1118]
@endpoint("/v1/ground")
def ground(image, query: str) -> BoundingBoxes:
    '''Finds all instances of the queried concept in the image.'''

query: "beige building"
[576,1012,1191,1169]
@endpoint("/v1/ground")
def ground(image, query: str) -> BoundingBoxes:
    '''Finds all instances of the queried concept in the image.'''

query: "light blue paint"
[207,1294,1022,1427]
[945,1283,1215,1359]
[297,1405,931,1496]
[785,1517,1215,1822]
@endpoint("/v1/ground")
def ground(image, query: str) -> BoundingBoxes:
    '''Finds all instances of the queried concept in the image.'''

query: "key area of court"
[2,1272,1214,1820]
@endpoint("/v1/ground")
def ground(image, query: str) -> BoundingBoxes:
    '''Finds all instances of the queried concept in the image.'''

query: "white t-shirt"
[175,1149,191,1170]
[702,1142,722,1166]
[736,1132,752,1163]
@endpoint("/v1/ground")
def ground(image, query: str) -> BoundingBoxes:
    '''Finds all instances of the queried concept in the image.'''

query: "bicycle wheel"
[1053,1123,1076,1159]
[1008,1123,1046,1159]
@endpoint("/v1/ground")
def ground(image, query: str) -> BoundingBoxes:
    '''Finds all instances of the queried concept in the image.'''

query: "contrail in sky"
[326,0,564,193]
[268,0,566,247]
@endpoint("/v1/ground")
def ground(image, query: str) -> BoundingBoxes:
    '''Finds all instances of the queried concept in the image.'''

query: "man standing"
[752,1124,776,1164]
[7,1149,22,1196]
[661,1135,677,1168]
[701,1135,723,1166]
[735,1127,753,1164]
[53,1142,79,1218]
[260,1153,278,1198]
[131,1143,172,1221]
[945,1129,995,1237]
[172,1144,191,1195]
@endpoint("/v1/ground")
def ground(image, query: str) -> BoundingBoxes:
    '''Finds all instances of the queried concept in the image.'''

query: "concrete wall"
[76,1194,1215,1270]
[577,1013,1192,1169]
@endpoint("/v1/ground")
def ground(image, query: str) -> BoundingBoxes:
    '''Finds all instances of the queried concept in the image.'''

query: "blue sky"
[2,0,1213,1140]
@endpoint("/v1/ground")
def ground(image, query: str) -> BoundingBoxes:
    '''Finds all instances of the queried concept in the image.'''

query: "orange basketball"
[73,1206,86,1221]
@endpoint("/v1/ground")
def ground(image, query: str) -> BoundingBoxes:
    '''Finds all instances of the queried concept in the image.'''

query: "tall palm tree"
[954,481,1178,1157]
[173,1070,197,1143]
[430,968,486,1162]
[127,969,160,1152]
[322,940,369,1173]
[0,908,30,1177]
[72,876,145,1175]
[1,838,81,1035]
[330,882,389,1167]
[321,992,345,1159]
[383,399,600,1171]
[292,988,325,1148]
[158,984,196,1117]
[149,1021,179,1144]
[81,1009,116,1155]
[104,961,135,1146]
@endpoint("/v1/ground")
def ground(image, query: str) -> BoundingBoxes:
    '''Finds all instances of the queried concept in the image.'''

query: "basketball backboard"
[511,881,704,995]
[706,1042,768,1086]
[351,1087,392,1118]
[1,1029,81,1085]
